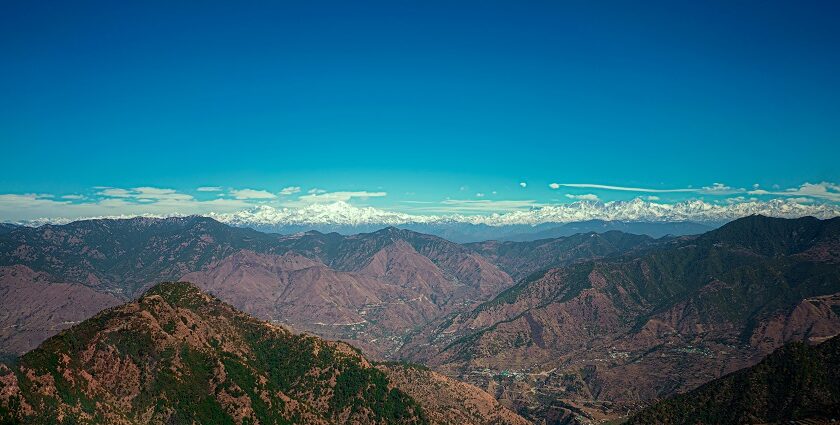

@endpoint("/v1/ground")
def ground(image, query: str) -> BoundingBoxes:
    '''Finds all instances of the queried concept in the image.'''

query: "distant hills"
[628,335,840,424]
[499,220,714,241]
[0,282,527,424]
[0,217,657,359]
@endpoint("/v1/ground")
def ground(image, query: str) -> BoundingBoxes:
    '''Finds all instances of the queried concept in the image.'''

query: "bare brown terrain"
[380,363,531,425]
[0,265,121,356]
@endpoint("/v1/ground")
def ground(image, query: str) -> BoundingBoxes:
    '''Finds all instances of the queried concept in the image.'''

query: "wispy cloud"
[748,181,840,202]
[551,182,744,196]
[550,183,698,193]
[0,190,251,222]
[297,191,387,204]
[229,188,276,199]
[406,199,540,214]
[519,182,527,188]
[2,181,839,224]
[565,193,600,201]
[133,187,194,201]
[279,186,301,195]
[196,186,223,192]
[97,188,134,197]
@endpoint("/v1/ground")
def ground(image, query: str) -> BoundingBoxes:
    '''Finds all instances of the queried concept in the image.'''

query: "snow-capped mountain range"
[209,199,840,227]
[9,198,840,242]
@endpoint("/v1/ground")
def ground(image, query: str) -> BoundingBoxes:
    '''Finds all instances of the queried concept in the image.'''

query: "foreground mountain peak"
[0,282,527,424]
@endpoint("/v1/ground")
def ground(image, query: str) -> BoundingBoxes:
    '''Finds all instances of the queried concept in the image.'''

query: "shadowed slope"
[628,335,840,424]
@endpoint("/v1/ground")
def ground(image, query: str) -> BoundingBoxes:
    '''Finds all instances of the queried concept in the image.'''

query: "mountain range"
[14,198,840,242]
[0,214,838,423]
[400,215,840,422]
[0,218,652,359]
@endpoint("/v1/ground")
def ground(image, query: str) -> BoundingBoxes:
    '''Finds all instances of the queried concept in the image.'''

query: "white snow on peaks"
[11,198,840,228]
[208,202,441,227]
[208,198,840,228]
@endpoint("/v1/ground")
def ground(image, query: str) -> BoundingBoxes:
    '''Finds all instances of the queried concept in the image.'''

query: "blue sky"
[1,1,839,220]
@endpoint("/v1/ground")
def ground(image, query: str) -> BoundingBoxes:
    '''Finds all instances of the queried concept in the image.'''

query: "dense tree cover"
[628,335,840,424]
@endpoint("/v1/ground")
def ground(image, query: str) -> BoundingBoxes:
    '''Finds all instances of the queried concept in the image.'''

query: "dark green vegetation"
[0,224,19,236]
[628,335,840,424]
[500,220,713,242]
[0,282,427,424]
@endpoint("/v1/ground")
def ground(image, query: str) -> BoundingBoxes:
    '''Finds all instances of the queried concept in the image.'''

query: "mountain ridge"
[0,281,529,425]
[405,215,840,423]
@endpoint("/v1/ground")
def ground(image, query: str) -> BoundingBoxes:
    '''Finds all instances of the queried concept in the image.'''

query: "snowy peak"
[209,199,840,228]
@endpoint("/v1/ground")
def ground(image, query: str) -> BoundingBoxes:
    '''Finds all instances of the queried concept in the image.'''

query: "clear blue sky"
[1,0,839,219]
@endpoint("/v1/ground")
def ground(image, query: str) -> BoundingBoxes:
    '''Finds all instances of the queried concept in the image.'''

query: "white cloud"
[297,191,387,204]
[551,182,745,196]
[197,186,223,192]
[552,183,699,193]
[308,188,327,194]
[748,181,840,202]
[519,182,527,188]
[96,187,195,201]
[565,193,600,201]
[133,187,194,201]
[699,183,743,195]
[0,192,251,223]
[415,199,540,214]
[3,181,840,225]
[98,188,134,198]
[229,188,277,200]
[279,186,301,195]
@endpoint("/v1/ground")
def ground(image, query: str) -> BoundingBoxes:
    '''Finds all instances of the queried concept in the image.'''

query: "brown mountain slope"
[410,216,840,423]
[0,219,519,360]
[466,231,654,281]
[379,363,531,425]
[0,282,529,425]
[0,265,121,357]
[0,216,282,297]
[272,227,514,303]
[181,250,442,358]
